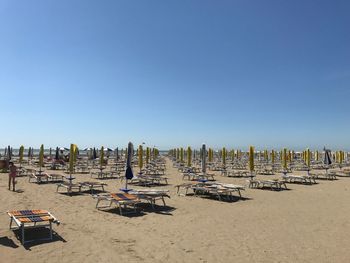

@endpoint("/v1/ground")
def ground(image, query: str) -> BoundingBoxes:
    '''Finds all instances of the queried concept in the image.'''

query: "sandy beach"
[1,156,350,263]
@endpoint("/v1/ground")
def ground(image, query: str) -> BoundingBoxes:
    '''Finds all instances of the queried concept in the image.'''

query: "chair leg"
[21,225,25,245]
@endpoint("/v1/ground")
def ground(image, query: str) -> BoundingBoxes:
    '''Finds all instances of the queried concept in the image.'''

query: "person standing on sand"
[8,162,17,191]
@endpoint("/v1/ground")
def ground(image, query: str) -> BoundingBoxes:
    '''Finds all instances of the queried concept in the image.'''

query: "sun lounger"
[329,171,350,177]
[248,178,287,190]
[47,173,65,182]
[129,189,170,208]
[176,182,244,201]
[7,209,60,245]
[130,174,169,186]
[56,182,82,194]
[309,172,337,180]
[192,184,240,201]
[94,193,140,215]
[80,181,107,194]
[225,170,249,177]
[28,172,49,184]
[282,174,316,184]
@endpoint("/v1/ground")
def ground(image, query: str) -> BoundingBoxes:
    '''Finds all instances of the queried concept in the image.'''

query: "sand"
[1,158,350,263]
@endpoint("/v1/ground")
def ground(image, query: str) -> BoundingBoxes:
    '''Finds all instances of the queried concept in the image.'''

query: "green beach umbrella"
[249,146,254,173]
[230,149,235,161]
[146,147,150,164]
[100,146,105,168]
[19,145,24,167]
[39,144,44,172]
[180,147,184,163]
[138,145,143,171]
[187,146,192,167]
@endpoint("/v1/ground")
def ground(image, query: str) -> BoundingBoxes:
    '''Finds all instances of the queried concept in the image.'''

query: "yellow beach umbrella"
[138,145,143,171]
[249,146,254,173]
[271,150,275,164]
[69,144,77,174]
[176,148,180,161]
[306,148,311,168]
[230,149,235,161]
[146,147,150,164]
[187,146,192,167]
[222,147,226,166]
[282,148,287,170]
[315,151,319,162]
[208,148,213,163]
[74,146,78,163]
[264,150,268,161]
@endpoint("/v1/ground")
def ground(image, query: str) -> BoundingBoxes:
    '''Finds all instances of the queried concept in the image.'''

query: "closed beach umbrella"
[249,146,255,173]
[123,142,134,191]
[264,150,268,161]
[306,148,311,169]
[180,148,184,163]
[49,147,52,158]
[7,145,11,160]
[100,146,105,168]
[222,147,226,166]
[201,144,206,174]
[146,147,150,164]
[138,145,143,172]
[187,146,192,167]
[324,147,332,171]
[271,150,275,164]
[231,149,235,161]
[116,147,119,161]
[19,145,24,167]
[93,147,97,159]
[55,147,59,160]
[69,144,77,179]
[208,148,212,163]
[282,148,287,171]
[39,144,44,172]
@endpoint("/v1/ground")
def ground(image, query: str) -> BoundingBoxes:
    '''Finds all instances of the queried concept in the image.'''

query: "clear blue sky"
[0,0,349,150]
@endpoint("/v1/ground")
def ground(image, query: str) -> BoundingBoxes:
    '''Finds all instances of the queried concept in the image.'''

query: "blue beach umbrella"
[201,144,206,174]
[122,142,134,192]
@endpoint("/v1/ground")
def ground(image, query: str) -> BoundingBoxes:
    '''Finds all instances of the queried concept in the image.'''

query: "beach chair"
[94,193,140,215]
[7,209,60,245]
